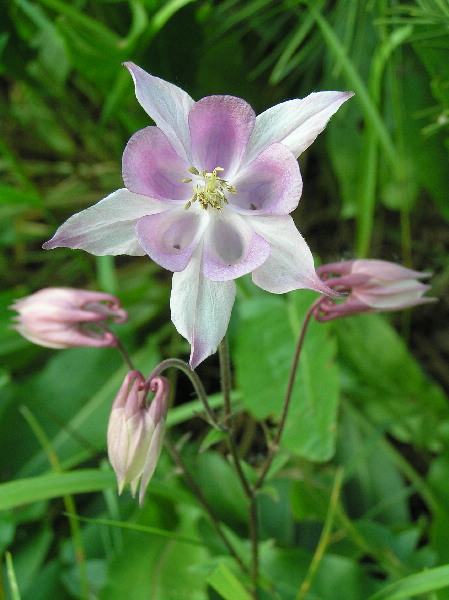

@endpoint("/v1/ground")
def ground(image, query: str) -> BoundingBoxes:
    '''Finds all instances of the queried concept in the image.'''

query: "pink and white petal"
[135,208,206,272]
[244,91,354,164]
[202,214,270,281]
[189,96,256,176]
[351,259,431,281]
[138,420,165,506]
[14,324,117,348]
[124,62,194,162]
[170,246,236,369]
[355,280,434,309]
[250,215,339,296]
[11,325,69,349]
[43,189,167,256]
[123,127,191,200]
[230,142,302,215]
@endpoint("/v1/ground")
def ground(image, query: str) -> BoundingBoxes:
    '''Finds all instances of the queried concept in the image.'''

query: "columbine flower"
[107,371,169,506]
[43,62,353,367]
[10,287,127,348]
[314,259,436,321]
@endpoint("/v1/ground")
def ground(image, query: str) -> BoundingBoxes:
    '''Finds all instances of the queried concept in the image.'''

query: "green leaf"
[234,292,340,461]
[310,5,398,168]
[99,503,209,600]
[187,452,248,529]
[336,405,410,524]
[364,564,449,600]
[61,559,107,600]
[199,428,228,452]
[0,184,43,207]
[12,526,53,596]
[334,314,449,451]
[207,563,253,600]
[0,470,116,511]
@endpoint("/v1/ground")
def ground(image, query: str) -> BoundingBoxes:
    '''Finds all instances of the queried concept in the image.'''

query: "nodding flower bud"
[10,287,127,348]
[107,371,170,506]
[314,259,436,322]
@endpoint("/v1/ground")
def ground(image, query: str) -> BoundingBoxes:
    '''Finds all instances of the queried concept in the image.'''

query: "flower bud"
[314,259,436,322]
[10,287,127,348]
[107,371,170,506]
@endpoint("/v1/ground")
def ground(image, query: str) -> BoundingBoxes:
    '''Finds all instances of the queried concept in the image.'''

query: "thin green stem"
[147,358,220,428]
[296,468,344,600]
[218,340,253,497]
[218,338,258,599]
[164,436,248,575]
[218,337,233,429]
[255,297,322,490]
[248,498,259,600]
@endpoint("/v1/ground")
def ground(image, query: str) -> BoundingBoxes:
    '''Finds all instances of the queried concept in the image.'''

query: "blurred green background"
[1,1,449,599]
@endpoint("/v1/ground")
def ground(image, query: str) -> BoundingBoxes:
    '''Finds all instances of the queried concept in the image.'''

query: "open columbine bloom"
[43,62,353,368]
[107,371,169,506]
[10,287,127,348]
[314,259,436,321]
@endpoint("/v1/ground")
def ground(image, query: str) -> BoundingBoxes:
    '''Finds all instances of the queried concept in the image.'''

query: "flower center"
[183,166,236,212]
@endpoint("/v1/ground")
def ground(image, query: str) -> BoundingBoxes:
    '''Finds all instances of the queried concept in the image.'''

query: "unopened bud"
[10,287,127,348]
[314,259,436,322]
[107,371,170,506]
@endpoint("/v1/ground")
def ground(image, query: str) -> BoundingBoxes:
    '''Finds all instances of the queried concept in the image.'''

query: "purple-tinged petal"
[350,259,431,281]
[123,127,190,200]
[138,377,169,506]
[10,287,127,349]
[43,189,167,256]
[202,213,270,281]
[170,246,236,369]
[135,208,206,272]
[123,62,194,162]
[250,215,339,296]
[189,96,256,175]
[12,323,118,348]
[315,259,436,321]
[355,280,434,309]
[244,91,354,164]
[230,142,302,215]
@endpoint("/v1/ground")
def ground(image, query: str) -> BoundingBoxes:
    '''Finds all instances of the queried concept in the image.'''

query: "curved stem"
[255,296,323,490]
[147,358,220,428]
[99,325,135,371]
[165,436,248,575]
[114,336,135,371]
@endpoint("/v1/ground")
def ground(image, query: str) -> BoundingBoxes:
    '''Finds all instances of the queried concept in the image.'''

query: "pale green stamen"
[183,166,236,211]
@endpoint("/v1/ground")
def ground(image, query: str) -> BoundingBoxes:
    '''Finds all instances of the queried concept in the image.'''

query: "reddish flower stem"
[255,296,324,490]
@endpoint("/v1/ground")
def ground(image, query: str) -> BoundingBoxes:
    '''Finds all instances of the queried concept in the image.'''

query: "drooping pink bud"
[314,259,436,322]
[10,287,127,348]
[107,371,170,506]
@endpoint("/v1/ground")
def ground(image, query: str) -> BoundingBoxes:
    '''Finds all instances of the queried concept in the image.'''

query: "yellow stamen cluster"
[183,166,236,211]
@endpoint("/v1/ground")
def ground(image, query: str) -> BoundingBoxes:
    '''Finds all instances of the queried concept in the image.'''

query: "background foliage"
[1,0,449,598]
